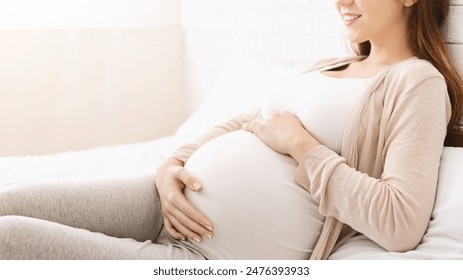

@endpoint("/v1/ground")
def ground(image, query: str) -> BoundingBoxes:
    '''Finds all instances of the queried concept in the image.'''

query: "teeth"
[344,15,361,21]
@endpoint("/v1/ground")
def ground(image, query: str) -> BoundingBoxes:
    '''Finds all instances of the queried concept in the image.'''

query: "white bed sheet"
[0,137,174,188]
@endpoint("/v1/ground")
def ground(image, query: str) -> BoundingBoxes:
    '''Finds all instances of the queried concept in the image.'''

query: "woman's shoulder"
[382,58,449,101]
[386,57,445,82]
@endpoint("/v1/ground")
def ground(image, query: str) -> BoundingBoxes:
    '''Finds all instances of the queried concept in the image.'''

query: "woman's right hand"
[154,157,213,243]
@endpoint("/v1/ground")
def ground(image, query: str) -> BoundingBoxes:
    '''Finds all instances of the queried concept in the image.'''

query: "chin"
[347,36,365,45]
[346,32,366,45]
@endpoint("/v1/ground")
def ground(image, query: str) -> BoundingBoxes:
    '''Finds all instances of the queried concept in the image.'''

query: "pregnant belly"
[184,130,324,260]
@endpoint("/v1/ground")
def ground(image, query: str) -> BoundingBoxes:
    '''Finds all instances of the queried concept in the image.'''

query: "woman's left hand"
[242,111,320,163]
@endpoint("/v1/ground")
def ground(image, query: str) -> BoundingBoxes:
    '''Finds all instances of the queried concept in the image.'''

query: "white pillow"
[329,147,463,259]
[173,53,302,148]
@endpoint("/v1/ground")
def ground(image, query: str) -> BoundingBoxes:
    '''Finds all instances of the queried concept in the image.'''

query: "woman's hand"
[242,112,320,163]
[155,157,213,243]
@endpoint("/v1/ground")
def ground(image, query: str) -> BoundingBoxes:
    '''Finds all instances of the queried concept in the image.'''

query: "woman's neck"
[323,37,416,79]
[364,43,415,68]
[351,35,416,78]
[364,20,415,67]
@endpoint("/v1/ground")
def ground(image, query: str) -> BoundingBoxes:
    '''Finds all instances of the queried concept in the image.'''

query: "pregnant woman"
[1,0,462,260]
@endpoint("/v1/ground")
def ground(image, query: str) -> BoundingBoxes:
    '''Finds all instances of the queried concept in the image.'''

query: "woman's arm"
[155,109,260,241]
[171,109,260,163]
[293,77,451,252]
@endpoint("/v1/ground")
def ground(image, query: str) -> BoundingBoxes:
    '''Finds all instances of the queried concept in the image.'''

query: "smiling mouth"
[343,14,362,25]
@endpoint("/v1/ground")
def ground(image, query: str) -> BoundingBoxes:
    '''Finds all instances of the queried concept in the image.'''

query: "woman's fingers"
[167,215,200,243]
[175,166,203,192]
[173,167,214,230]
[167,208,212,243]
[156,161,214,242]
[166,192,213,237]
[163,217,186,241]
[242,117,264,133]
[174,198,213,232]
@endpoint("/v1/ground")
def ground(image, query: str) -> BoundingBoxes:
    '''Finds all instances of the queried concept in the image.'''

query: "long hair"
[354,0,463,131]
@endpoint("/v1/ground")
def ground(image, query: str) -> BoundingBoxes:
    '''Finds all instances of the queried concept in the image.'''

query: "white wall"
[180,0,346,112]
[446,2,463,77]
[0,0,184,156]
[0,0,180,28]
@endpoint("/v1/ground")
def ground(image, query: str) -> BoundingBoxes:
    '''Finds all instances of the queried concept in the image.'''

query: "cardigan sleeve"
[294,76,451,252]
[171,109,260,163]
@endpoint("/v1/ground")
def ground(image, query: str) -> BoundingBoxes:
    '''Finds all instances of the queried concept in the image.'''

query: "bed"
[1,54,463,260]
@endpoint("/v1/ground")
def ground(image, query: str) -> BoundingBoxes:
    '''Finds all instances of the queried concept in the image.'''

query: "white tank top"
[261,71,369,154]
[184,71,369,259]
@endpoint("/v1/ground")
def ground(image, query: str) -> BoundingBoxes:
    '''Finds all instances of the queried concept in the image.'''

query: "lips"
[342,14,362,25]
[343,14,361,21]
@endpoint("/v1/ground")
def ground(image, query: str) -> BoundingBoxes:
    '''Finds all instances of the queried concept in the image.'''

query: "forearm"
[288,133,320,163]
[171,109,260,163]
[295,146,436,252]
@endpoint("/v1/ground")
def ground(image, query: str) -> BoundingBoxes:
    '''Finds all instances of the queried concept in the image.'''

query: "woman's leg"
[0,215,205,260]
[0,175,207,259]
[0,175,162,242]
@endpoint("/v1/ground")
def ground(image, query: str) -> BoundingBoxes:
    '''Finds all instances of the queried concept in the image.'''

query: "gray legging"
[0,175,206,260]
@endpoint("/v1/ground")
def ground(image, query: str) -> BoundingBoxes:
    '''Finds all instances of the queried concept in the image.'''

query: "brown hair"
[355,0,463,131]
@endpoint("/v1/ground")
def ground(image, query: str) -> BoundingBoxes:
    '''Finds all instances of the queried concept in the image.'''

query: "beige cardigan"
[172,56,451,260]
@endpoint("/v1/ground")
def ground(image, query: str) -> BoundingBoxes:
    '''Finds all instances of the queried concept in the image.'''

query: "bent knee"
[0,214,28,235]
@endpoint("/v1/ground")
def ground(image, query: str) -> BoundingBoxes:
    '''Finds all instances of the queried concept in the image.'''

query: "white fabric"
[261,71,368,154]
[184,130,323,259]
[0,137,174,188]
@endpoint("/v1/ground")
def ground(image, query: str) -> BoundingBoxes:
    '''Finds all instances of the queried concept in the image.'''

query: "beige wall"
[0,0,185,156]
